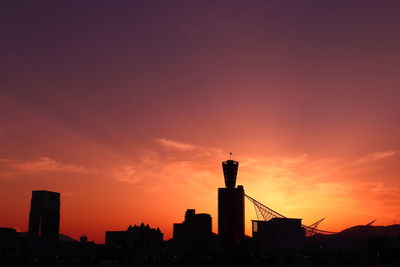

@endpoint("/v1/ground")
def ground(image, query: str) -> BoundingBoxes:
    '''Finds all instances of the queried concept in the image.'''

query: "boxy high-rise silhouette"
[28,190,60,240]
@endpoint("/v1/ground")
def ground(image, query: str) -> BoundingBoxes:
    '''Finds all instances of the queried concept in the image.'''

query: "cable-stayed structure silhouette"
[305,218,327,237]
[245,194,337,236]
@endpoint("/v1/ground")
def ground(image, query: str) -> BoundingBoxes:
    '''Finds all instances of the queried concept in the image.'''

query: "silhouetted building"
[173,209,213,253]
[218,159,245,243]
[0,227,17,245]
[173,209,212,237]
[80,235,88,244]
[252,218,305,249]
[28,190,60,241]
[105,223,163,253]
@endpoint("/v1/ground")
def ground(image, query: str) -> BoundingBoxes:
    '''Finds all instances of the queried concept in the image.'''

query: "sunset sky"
[1,1,400,243]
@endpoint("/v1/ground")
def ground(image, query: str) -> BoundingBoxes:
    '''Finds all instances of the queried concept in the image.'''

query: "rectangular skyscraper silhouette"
[28,190,60,241]
[218,159,245,243]
[173,209,213,253]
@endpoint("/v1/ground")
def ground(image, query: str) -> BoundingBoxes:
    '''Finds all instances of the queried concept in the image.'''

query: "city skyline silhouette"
[1,1,400,265]
[4,157,390,242]
[3,152,398,244]
[1,158,399,266]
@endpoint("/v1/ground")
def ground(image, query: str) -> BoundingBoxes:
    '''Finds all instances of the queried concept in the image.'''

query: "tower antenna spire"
[229,152,232,160]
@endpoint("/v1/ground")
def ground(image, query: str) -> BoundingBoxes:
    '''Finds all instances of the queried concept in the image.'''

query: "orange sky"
[1,131,399,243]
[1,1,400,243]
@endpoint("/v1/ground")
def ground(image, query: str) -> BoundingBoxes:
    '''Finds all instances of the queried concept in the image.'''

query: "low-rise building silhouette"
[252,218,305,249]
[105,223,163,253]
[0,227,17,245]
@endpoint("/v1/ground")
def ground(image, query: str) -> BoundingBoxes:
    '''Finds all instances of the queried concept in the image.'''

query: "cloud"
[113,166,140,184]
[112,159,217,193]
[155,138,215,157]
[155,138,197,151]
[353,150,397,165]
[107,145,399,230]
[4,157,93,173]
[111,148,399,198]
[229,151,400,223]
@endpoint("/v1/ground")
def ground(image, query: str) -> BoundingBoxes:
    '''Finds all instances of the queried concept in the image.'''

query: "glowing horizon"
[1,142,399,243]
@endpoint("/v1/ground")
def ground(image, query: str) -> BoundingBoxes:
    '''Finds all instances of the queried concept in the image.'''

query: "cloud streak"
[112,166,140,184]
[155,138,198,151]
[1,157,94,174]
[353,150,397,165]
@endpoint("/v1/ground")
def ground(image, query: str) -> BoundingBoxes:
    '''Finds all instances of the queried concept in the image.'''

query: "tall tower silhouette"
[222,160,238,188]
[28,190,60,241]
[218,158,245,244]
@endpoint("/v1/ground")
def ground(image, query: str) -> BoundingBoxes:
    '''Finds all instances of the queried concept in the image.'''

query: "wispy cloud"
[155,138,216,157]
[155,138,197,151]
[112,166,140,184]
[1,157,94,174]
[108,145,399,229]
[353,150,397,165]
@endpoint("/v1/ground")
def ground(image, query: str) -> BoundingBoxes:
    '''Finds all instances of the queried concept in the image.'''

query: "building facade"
[28,190,60,240]
[218,159,245,243]
[106,223,163,253]
[252,218,305,249]
[173,209,213,253]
